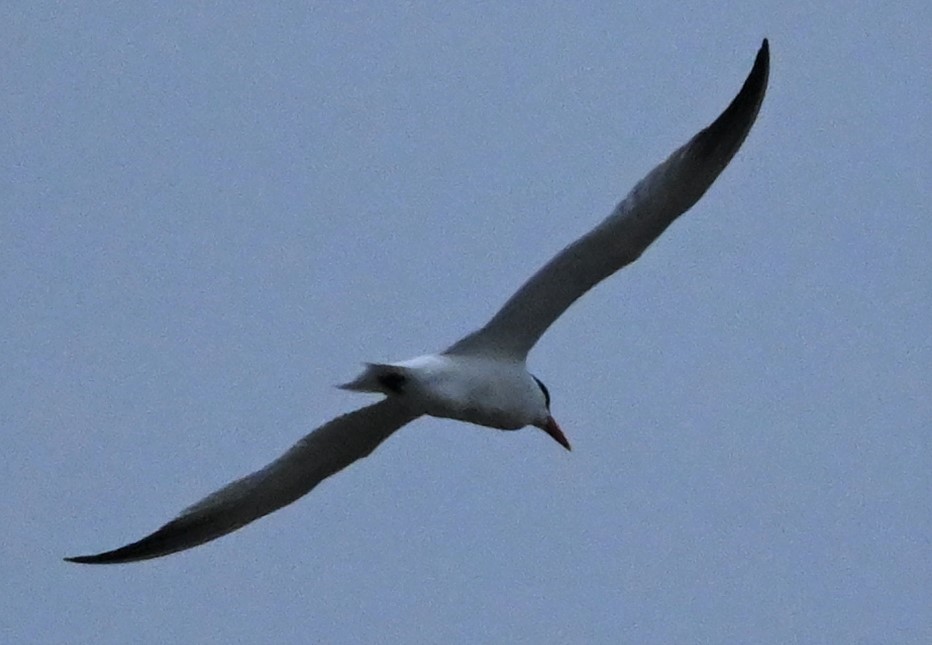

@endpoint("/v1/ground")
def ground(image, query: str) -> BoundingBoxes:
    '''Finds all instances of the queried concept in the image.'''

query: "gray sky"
[3,2,930,643]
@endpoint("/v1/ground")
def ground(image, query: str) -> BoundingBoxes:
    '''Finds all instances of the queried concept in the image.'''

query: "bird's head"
[531,375,570,451]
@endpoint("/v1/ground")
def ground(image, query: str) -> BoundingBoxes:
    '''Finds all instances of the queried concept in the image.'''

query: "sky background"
[3,2,930,643]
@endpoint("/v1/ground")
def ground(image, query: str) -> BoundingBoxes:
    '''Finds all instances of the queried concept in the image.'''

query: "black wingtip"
[63,542,161,565]
[63,517,208,564]
[757,38,770,79]
[688,38,770,168]
[64,554,108,565]
[723,38,770,127]
[64,545,165,565]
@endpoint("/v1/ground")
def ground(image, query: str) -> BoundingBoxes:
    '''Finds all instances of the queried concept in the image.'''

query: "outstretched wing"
[66,399,420,564]
[448,40,770,359]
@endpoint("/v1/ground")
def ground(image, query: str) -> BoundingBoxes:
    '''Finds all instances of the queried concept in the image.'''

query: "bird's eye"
[532,376,551,409]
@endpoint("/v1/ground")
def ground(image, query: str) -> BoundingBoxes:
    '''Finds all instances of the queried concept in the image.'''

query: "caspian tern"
[66,40,769,564]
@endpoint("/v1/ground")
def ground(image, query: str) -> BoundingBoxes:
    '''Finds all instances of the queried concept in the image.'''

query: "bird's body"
[67,40,770,564]
[340,354,549,432]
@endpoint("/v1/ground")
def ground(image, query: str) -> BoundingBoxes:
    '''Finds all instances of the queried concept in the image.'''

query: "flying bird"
[66,40,769,564]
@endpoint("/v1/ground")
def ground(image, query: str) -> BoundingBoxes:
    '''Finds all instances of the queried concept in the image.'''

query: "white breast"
[391,354,540,430]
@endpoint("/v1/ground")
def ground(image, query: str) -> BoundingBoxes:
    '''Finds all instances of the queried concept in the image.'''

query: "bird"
[66,40,769,564]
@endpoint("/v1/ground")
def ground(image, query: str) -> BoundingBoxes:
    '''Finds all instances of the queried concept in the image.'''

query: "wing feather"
[448,40,769,358]
[65,399,420,564]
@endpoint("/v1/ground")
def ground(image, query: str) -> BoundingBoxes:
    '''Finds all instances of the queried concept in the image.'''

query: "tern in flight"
[67,40,769,564]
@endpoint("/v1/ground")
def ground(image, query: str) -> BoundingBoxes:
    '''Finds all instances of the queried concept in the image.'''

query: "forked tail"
[337,363,408,395]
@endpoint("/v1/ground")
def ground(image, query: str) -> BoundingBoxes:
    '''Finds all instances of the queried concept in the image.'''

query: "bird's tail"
[337,363,408,395]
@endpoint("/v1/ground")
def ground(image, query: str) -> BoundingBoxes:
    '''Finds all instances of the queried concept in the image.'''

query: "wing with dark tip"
[448,40,770,359]
[65,399,420,564]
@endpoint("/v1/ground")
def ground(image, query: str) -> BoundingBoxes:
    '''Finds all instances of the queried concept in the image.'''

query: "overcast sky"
[3,2,930,643]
